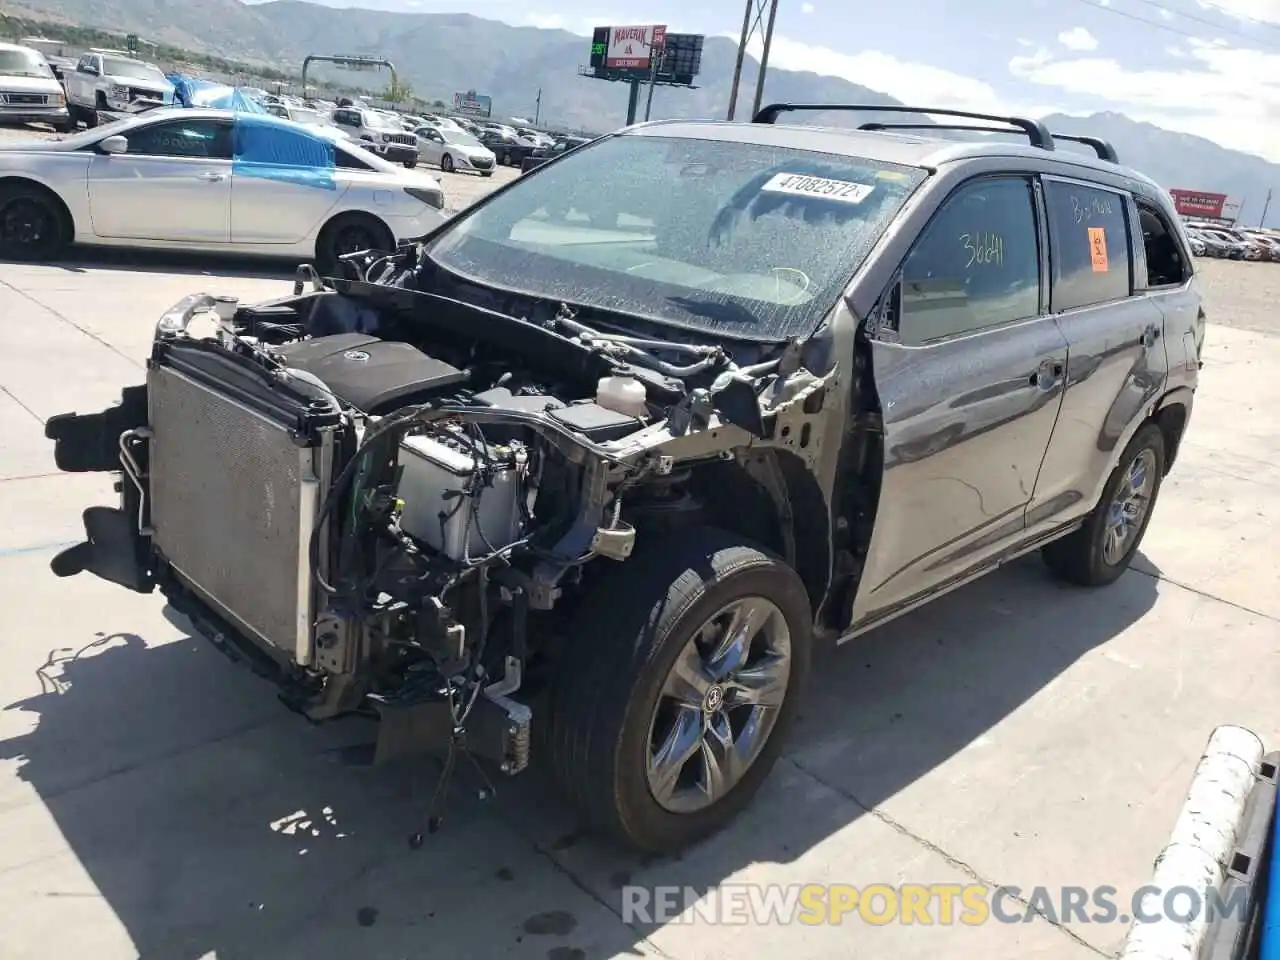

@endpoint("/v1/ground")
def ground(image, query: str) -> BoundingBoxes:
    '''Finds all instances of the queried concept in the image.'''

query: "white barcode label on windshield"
[760,173,874,203]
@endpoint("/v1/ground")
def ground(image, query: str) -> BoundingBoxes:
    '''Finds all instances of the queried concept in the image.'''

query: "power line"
[1065,0,1280,50]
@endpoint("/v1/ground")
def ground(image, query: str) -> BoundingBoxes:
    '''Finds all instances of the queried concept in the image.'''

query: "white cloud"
[1197,0,1280,23]
[1159,6,1174,18]
[736,34,1059,118]
[801,2,816,12]
[1010,39,1280,160]
[1058,27,1099,51]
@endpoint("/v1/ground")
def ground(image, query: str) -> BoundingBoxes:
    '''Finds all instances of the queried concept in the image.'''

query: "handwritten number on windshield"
[961,232,1004,268]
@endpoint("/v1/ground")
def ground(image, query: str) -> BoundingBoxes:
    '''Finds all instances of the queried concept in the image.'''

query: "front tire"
[1042,423,1166,586]
[314,212,393,275]
[546,527,813,853]
[0,182,69,261]
[440,153,454,173]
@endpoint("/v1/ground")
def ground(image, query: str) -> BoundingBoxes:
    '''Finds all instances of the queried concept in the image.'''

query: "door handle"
[1141,324,1158,348]
[197,171,225,182]
[1031,359,1065,390]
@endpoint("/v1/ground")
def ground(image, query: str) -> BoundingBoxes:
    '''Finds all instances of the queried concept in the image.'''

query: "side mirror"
[99,135,128,155]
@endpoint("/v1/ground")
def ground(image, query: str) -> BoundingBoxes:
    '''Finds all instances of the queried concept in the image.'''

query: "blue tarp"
[233,113,337,191]
[166,73,269,114]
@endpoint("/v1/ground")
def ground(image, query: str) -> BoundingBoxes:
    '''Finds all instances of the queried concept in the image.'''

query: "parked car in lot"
[329,105,419,168]
[1188,228,1229,258]
[44,102,1202,855]
[62,49,173,127]
[520,134,592,172]
[0,107,445,268]
[0,42,71,133]
[413,125,495,175]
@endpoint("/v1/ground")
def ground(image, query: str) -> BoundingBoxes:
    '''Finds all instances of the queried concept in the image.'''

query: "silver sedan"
[0,107,448,268]
[414,126,497,176]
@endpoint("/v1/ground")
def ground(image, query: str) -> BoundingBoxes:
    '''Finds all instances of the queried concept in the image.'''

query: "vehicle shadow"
[44,246,297,281]
[0,552,1159,959]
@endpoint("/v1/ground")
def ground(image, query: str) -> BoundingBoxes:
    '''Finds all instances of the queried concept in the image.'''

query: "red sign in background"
[1169,189,1228,219]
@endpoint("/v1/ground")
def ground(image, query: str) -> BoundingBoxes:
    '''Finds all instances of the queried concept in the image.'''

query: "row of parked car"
[1186,222,1280,261]
[252,91,590,176]
[0,37,592,180]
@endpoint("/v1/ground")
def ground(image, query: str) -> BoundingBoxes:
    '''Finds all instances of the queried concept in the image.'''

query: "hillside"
[3,0,1276,224]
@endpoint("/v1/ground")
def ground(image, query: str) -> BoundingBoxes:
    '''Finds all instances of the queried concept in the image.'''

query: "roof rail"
[856,121,1119,162]
[753,103,1055,151]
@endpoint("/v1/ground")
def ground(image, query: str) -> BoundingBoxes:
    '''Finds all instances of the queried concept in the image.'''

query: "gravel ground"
[1194,257,1280,336]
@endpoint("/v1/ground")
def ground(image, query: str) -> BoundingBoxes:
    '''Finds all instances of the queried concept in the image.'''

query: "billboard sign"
[454,90,492,117]
[1169,189,1228,220]
[605,24,667,70]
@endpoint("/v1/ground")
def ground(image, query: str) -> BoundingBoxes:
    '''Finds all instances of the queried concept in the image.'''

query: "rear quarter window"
[1044,180,1132,311]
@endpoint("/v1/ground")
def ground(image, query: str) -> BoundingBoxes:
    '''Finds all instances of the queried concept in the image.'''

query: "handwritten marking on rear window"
[1069,192,1115,223]
[961,232,1004,268]
[760,173,873,204]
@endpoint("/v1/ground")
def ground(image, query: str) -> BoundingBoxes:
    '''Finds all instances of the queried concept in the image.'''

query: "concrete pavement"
[0,254,1277,960]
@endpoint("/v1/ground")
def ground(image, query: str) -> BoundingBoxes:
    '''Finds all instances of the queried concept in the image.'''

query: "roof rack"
[753,103,1055,152]
[856,121,1119,162]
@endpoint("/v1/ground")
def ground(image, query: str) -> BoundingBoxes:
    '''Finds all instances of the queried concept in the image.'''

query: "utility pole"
[1260,188,1272,227]
[534,87,541,126]
[726,0,780,120]
[643,35,664,122]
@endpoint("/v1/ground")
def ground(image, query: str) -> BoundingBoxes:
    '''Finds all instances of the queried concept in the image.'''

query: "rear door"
[1026,177,1168,535]
[852,175,1069,624]
[86,117,233,243]
[229,119,343,246]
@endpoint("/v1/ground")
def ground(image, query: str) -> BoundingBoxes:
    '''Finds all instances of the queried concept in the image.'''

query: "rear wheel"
[1042,423,1166,586]
[0,183,69,261]
[314,212,393,275]
[546,526,813,853]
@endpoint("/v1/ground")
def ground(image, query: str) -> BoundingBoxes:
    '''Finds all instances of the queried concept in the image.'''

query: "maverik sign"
[1168,189,1228,219]
[605,24,667,70]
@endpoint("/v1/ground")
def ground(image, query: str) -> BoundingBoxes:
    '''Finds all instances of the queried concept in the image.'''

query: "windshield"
[103,57,165,82]
[0,49,53,78]
[445,130,484,148]
[426,134,925,339]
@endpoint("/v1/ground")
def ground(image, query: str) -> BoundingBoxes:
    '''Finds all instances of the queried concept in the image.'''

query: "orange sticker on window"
[1088,226,1109,272]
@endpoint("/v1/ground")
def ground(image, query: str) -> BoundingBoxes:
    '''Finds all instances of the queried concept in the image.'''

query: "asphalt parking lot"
[2,121,1279,958]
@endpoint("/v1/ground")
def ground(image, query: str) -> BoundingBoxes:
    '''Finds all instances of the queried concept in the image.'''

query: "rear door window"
[1043,180,1132,311]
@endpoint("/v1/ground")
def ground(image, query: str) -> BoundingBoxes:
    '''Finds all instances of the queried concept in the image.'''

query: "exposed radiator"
[147,364,331,663]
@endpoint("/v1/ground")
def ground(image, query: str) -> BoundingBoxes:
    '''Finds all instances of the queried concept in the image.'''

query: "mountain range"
[4,0,1277,225]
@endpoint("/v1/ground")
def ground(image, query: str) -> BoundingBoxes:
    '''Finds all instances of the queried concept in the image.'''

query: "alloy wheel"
[645,596,792,814]
[1103,448,1157,566]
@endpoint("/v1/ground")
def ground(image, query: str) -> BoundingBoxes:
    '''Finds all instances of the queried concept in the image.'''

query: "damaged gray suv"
[45,103,1203,853]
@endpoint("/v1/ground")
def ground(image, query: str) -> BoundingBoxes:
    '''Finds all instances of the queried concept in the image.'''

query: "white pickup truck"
[63,50,173,127]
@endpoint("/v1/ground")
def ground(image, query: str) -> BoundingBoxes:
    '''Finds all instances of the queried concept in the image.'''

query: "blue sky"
[267,0,1280,160]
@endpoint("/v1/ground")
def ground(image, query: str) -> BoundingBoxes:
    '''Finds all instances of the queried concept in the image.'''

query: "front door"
[419,129,444,166]
[850,175,1068,627]
[86,117,232,243]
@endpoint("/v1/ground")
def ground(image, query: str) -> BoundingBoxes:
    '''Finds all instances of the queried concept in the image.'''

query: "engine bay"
[44,259,849,842]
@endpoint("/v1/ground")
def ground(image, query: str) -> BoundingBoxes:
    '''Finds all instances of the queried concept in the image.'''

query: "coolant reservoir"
[596,376,647,418]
